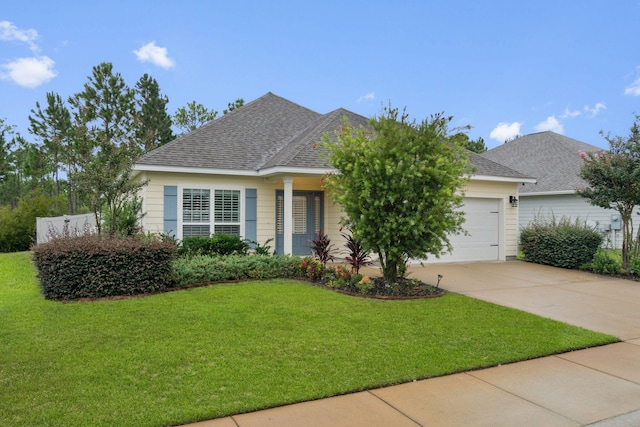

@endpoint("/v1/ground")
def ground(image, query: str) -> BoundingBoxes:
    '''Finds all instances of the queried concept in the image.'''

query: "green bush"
[520,214,603,269]
[0,192,66,252]
[32,235,177,300]
[630,256,640,275]
[592,250,621,274]
[179,234,250,257]
[172,254,304,287]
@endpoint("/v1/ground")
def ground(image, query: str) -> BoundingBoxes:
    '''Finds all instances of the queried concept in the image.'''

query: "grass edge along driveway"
[0,252,618,427]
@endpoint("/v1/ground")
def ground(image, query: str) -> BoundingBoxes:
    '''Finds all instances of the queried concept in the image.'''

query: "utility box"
[611,214,622,231]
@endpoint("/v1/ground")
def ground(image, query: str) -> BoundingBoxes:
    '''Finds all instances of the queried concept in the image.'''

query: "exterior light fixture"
[509,196,519,207]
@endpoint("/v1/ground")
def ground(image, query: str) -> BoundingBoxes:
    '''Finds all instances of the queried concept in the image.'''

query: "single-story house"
[133,92,534,262]
[481,131,624,247]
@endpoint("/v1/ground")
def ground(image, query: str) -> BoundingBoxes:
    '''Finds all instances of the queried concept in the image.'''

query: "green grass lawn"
[1,252,618,426]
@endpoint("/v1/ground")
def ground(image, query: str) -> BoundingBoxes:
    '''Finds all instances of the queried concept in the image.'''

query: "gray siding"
[519,194,634,249]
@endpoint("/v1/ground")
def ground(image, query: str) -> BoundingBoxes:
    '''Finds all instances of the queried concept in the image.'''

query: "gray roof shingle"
[136,92,321,170]
[136,92,533,181]
[262,108,369,169]
[480,131,604,193]
[469,152,533,180]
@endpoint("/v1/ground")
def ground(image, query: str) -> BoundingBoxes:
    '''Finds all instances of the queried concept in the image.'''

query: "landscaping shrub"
[342,229,372,273]
[32,235,177,300]
[178,234,250,257]
[591,250,621,275]
[172,254,304,287]
[520,214,603,269]
[0,192,66,252]
[310,230,335,266]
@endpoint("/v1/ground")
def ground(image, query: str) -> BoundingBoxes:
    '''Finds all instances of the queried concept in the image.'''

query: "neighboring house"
[133,92,534,262]
[481,131,624,247]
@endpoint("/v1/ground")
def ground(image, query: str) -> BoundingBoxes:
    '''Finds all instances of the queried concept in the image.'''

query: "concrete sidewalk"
[184,261,640,427]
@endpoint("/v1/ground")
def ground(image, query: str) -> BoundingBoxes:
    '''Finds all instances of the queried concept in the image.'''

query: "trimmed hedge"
[32,235,177,300]
[172,254,306,288]
[178,234,250,257]
[520,215,603,269]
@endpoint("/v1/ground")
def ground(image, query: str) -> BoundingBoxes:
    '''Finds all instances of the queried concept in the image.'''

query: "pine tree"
[135,74,173,152]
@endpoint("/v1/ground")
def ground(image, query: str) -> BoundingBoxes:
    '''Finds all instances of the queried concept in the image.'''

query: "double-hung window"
[182,188,241,237]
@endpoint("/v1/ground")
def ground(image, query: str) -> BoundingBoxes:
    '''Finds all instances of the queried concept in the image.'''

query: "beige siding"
[142,172,278,242]
[141,172,341,248]
[140,171,519,260]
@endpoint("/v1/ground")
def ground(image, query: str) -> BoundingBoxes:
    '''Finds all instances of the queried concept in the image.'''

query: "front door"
[275,191,324,255]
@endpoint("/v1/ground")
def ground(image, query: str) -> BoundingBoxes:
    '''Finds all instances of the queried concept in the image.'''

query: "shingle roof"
[135,92,533,181]
[136,92,321,170]
[469,152,533,180]
[480,131,604,193]
[262,108,369,169]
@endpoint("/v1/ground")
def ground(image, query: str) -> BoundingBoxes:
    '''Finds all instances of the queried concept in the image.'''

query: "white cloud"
[560,108,581,119]
[490,122,521,142]
[0,56,57,88]
[133,41,175,69]
[535,116,564,134]
[357,92,375,103]
[625,67,640,96]
[0,21,39,52]
[584,102,606,117]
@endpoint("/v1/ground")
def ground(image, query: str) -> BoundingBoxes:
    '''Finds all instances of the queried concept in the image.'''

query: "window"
[292,195,307,234]
[182,188,241,237]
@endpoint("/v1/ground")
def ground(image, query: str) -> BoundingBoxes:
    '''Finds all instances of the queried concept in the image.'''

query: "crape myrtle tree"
[320,106,473,284]
[577,114,640,270]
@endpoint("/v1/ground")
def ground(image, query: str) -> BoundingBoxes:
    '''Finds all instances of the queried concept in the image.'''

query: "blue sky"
[2,0,639,149]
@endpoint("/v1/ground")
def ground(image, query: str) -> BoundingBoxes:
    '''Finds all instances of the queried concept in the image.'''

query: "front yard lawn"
[0,252,618,426]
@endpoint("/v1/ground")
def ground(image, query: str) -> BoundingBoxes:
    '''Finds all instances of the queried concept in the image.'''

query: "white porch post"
[283,176,293,255]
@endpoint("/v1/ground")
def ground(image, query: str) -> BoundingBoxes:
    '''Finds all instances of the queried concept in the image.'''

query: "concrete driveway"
[405,260,640,341]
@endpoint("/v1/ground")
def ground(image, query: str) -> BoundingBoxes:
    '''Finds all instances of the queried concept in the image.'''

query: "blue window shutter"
[245,188,257,243]
[164,186,178,236]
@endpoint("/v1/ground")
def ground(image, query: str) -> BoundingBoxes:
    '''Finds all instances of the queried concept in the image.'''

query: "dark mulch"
[319,277,446,300]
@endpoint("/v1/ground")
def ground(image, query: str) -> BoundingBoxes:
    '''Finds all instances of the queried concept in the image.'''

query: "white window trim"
[177,185,245,241]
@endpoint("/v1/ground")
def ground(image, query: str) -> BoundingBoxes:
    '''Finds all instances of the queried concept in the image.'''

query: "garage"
[422,197,501,263]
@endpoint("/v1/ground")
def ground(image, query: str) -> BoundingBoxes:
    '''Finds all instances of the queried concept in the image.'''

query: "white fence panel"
[36,214,97,244]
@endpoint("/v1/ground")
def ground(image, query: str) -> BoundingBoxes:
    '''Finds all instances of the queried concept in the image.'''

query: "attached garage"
[417,196,503,264]
[439,198,501,262]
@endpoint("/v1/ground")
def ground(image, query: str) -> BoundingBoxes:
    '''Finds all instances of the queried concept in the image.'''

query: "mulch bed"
[317,277,447,300]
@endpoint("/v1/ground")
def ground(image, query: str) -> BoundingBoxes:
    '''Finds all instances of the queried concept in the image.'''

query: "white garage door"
[423,198,500,263]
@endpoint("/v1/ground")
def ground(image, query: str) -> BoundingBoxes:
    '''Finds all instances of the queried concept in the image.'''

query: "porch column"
[283,176,293,255]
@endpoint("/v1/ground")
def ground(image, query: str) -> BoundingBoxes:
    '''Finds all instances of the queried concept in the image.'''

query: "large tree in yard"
[577,114,640,270]
[321,107,472,284]
[68,62,147,235]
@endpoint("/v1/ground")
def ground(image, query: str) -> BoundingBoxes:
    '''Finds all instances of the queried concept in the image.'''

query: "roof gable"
[481,131,604,193]
[136,92,321,171]
[261,108,369,170]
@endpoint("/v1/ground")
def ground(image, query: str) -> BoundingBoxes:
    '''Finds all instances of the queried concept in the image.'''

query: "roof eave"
[469,174,537,184]
[133,163,259,176]
[520,190,579,197]
[257,166,334,177]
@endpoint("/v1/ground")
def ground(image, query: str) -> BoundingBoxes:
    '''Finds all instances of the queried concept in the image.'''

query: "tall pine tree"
[135,74,173,152]
[68,62,146,234]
